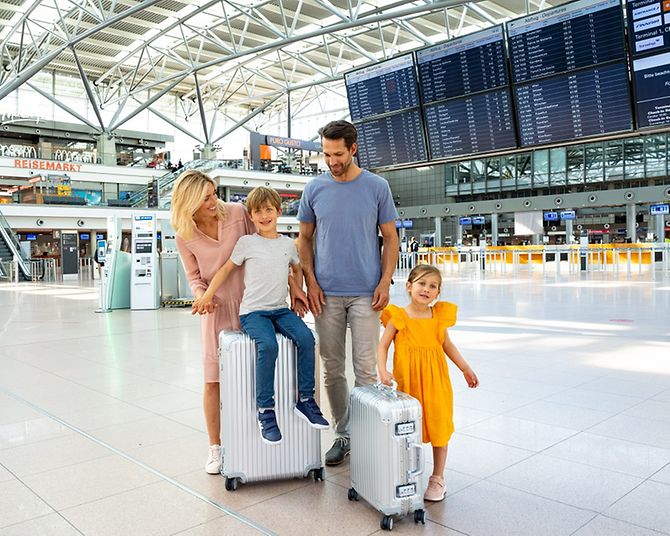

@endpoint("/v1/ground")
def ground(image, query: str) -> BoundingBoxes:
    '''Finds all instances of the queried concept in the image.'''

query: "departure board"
[632,51,670,127]
[424,89,517,159]
[416,25,508,103]
[345,55,420,121]
[514,62,632,146]
[355,110,427,169]
[507,0,626,84]
[626,0,670,57]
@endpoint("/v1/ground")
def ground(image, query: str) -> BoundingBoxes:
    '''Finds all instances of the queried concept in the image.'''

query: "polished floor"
[1,268,670,536]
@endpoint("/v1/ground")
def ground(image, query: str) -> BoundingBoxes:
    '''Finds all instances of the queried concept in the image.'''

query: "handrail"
[0,206,31,279]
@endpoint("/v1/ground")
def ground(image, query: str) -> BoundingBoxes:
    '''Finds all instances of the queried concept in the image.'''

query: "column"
[96,134,117,166]
[626,203,636,243]
[657,214,666,243]
[565,219,574,244]
[201,144,217,160]
[434,217,442,247]
[491,213,499,246]
[456,223,463,246]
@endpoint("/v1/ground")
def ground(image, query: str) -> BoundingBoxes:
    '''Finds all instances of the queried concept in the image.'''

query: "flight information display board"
[626,0,670,57]
[345,54,419,121]
[424,89,517,159]
[355,110,427,169]
[632,51,670,127]
[507,0,626,84]
[514,62,632,145]
[416,25,508,103]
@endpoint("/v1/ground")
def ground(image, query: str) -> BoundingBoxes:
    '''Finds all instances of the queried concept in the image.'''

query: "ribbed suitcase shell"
[219,331,322,485]
[350,384,424,518]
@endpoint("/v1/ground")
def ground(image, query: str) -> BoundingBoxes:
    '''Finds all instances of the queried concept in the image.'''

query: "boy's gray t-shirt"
[230,234,298,315]
[297,169,398,296]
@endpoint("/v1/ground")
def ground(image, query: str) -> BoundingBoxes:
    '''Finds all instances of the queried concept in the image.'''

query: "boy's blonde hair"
[170,170,226,240]
[245,186,281,213]
[406,264,442,290]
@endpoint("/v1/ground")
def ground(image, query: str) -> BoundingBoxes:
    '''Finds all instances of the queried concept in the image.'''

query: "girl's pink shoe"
[424,475,446,502]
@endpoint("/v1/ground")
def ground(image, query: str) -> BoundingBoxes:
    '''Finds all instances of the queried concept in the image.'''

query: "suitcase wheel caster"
[414,509,426,524]
[224,477,238,491]
[348,488,359,501]
[380,515,394,531]
[312,468,325,481]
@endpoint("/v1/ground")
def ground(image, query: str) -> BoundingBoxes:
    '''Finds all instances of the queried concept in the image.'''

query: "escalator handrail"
[0,208,31,279]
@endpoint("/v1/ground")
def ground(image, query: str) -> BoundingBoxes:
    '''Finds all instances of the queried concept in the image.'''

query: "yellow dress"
[381,302,458,447]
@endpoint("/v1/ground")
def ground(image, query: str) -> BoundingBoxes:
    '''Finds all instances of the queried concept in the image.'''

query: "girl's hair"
[170,170,226,240]
[406,264,442,289]
[246,186,281,212]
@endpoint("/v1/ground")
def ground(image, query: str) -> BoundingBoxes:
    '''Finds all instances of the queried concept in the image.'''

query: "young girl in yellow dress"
[377,264,479,502]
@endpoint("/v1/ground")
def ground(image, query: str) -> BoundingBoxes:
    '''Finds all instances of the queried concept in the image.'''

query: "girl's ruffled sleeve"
[434,301,458,332]
[381,304,405,330]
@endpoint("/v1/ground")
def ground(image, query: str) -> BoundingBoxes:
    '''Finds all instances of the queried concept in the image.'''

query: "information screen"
[425,89,517,158]
[507,0,626,84]
[345,54,420,121]
[355,110,427,169]
[632,50,670,127]
[514,62,632,146]
[417,25,508,103]
[626,0,670,57]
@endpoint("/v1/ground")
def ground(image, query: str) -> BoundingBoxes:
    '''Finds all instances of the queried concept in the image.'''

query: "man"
[297,120,399,465]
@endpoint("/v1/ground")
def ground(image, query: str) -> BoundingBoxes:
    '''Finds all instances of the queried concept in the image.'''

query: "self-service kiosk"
[131,213,160,310]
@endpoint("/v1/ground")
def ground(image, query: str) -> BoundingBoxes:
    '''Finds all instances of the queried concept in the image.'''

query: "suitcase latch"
[396,483,416,498]
[395,422,415,435]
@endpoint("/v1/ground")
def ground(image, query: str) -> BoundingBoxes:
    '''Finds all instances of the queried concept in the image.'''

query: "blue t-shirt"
[297,169,398,296]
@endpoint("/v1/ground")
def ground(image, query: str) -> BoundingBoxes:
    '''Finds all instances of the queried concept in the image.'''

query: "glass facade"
[380,132,670,205]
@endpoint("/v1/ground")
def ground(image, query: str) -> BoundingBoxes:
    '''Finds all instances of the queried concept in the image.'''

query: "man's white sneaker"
[205,444,221,475]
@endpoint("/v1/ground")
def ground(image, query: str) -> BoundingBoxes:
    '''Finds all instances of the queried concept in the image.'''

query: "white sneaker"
[205,444,221,475]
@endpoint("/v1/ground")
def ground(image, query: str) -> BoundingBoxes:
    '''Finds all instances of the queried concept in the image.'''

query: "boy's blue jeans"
[239,307,316,409]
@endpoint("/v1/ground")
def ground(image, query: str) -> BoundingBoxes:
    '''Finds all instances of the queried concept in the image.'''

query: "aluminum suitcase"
[349,382,426,531]
[219,331,324,490]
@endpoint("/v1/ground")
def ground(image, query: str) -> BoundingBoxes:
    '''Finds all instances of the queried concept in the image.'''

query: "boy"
[193,186,329,444]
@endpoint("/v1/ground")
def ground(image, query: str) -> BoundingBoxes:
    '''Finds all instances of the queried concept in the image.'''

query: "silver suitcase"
[219,331,324,490]
[349,383,426,531]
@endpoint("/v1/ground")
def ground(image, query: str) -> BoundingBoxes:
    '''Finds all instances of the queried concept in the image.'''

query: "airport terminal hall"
[2,0,670,535]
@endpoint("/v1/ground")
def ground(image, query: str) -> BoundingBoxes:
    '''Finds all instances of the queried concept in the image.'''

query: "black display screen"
[424,89,517,159]
[355,110,427,169]
[626,0,670,58]
[514,62,632,146]
[417,25,508,103]
[632,51,670,127]
[508,0,625,84]
[345,54,420,121]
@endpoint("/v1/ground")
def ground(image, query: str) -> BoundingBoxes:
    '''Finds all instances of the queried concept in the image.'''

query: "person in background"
[297,119,399,466]
[171,170,255,475]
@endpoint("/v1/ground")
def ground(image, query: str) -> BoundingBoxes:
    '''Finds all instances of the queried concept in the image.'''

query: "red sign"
[13,159,82,172]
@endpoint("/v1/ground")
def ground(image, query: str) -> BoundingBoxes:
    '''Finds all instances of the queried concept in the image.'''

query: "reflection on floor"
[1,269,669,535]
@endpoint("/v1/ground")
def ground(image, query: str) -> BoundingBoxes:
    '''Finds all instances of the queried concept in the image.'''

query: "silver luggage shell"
[350,383,425,527]
[219,331,323,489]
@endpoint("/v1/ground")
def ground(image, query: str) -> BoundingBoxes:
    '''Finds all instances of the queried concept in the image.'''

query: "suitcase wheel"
[347,488,359,501]
[380,515,393,531]
[414,509,426,525]
[224,477,239,491]
[312,467,325,482]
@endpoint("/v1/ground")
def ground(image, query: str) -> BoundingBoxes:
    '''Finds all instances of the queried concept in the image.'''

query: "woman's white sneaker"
[205,444,221,475]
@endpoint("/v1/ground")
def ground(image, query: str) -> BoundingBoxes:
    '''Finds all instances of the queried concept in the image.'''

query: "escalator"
[0,207,32,281]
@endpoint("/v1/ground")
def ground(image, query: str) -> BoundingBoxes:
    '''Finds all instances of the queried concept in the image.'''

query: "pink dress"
[176,202,255,382]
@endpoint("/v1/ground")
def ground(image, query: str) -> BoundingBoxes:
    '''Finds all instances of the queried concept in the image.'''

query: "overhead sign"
[459,217,472,225]
[265,135,321,152]
[472,216,485,225]
[544,211,559,221]
[650,203,669,215]
[560,210,576,220]
[395,219,414,229]
[12,159,82,172]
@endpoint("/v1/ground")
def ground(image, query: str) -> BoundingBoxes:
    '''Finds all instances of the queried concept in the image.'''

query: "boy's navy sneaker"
[257,410,282,444]
[294,398,330,430]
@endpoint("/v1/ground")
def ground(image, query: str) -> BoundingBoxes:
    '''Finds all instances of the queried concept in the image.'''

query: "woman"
[171,170,255,474]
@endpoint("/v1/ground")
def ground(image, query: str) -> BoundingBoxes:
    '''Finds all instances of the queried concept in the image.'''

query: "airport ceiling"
[0,0,563,140]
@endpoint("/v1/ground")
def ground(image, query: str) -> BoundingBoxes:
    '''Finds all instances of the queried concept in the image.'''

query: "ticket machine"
[131,213,160,310]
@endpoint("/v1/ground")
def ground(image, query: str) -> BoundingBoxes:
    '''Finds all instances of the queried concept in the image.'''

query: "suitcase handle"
[408,442,424,478]
[374,380,398,396]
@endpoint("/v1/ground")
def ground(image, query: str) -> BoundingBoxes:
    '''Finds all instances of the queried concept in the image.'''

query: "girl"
[377,264,479,502]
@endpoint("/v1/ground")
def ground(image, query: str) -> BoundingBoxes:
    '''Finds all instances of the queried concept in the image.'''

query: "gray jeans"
[314,296,380,438]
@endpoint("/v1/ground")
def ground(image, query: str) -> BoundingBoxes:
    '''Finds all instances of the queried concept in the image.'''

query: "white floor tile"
[0,480,53,528]
[506,400,612,431]
[0,513,82,536]
[444,434,533,479]
[605,480,670,534]
[572,515,670,536]
[588,414,670,450]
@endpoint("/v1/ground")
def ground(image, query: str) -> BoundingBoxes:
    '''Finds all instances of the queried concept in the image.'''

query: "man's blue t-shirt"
[297,169,398,296]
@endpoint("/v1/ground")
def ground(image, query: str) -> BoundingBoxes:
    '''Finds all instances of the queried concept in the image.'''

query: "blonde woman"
[172,170,255,474]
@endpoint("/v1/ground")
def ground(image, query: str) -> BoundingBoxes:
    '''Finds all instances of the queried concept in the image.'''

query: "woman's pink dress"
[176,202,255,382]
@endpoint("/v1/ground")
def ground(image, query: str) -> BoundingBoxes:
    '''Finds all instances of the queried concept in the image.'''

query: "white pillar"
[565,219,574,244]
[491,213,499,246]
[434,217,442,247]
[626,203,636,242]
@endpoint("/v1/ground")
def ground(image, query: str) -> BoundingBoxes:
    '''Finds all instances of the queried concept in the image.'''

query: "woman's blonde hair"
[170,170,226,239]
[406,264,442,290]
